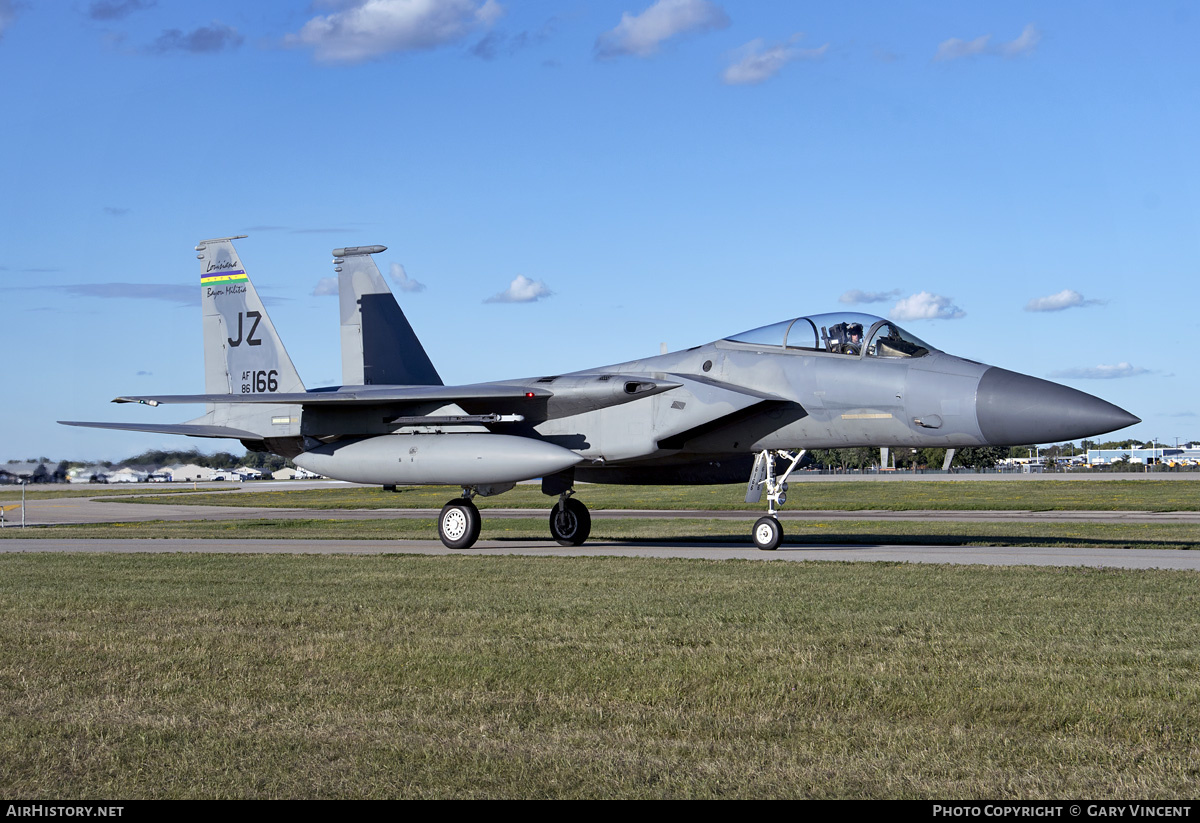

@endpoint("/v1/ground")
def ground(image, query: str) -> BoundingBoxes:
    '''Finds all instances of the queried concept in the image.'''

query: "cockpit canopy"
[725,312,933,358]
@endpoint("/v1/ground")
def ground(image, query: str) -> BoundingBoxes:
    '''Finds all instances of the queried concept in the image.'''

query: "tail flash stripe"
[201,271,248,285]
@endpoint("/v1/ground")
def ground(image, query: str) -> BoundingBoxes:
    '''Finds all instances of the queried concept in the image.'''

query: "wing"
[109,375,683,423]
[58,421,263,439]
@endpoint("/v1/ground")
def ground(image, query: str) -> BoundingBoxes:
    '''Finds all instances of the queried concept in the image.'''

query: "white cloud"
[484,274,552,304]
[935,23,1040,61]
[839,288,900,305]
[389,262,426,293]
[287,0,503,63]
[934,34,990,61]
[889,291,965,321]
[721,36,827,85]
[595,0,728,59]
[1048,363,1149,380]
[1024,289,1104,312]
[1000,23,1041,57]
[313,277,338,296]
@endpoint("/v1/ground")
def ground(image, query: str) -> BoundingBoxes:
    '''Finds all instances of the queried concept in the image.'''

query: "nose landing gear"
[746,449,806,550]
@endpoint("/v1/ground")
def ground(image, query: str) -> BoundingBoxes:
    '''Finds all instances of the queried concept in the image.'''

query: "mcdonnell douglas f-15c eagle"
[62,236,1139,550]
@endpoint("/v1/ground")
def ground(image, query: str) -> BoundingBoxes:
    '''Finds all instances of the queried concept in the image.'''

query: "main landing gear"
[549,492,591,546]
[435,487,592,550]
[745,449,806,551]
[438,493,481,550]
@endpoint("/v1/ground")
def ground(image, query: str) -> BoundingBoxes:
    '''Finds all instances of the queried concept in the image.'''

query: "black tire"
[438,499,481,549]
[549,498,591,546]
[753,516,783,551]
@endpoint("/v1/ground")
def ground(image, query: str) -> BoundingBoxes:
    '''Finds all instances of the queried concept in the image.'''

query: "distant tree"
[954,447,1006,469]
[240,452,291,472]
[120,448,208,468]
[107,448,293,472]
[212,452,243,469]
[241,451,270,469]
[810,448,876,471]
[1057,442,1082,458]
[914,447,944,469]
[808,450,833,469]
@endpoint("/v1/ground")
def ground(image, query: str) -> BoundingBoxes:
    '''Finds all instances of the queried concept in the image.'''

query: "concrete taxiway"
[0,537,1197,570]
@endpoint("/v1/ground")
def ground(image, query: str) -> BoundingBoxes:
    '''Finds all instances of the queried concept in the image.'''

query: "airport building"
[1086,448,1198,466]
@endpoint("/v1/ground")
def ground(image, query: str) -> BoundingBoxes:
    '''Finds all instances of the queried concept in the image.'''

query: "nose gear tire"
[753,516,783,551]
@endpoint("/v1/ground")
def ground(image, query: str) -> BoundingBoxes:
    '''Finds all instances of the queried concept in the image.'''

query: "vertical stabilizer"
[197,236,305,396]
[334,245,442,387]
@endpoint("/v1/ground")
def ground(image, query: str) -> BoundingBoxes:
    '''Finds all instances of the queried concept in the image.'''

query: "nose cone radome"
[976,367,1140,445]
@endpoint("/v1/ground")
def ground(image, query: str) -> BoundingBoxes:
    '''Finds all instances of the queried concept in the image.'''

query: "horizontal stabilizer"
[112,384,553,406]
[58,421,263,440]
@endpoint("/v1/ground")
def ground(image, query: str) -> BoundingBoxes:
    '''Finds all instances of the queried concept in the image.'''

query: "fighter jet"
[62,236,1139,550]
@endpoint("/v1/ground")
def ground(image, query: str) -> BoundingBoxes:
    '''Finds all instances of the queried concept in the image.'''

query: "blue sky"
[2,1,1196,461]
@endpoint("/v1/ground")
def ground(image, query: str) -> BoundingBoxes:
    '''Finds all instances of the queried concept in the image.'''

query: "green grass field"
[108,479,1200,511]
[4,479,1198,797]
[0,553,1196,798]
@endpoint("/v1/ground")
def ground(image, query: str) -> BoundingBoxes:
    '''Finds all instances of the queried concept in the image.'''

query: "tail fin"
[334,245,442,387]
[197,236,305,396]
[61,236,306,453]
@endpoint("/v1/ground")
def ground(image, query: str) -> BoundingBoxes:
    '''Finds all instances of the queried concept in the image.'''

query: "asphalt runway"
[3,482,1200,570]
